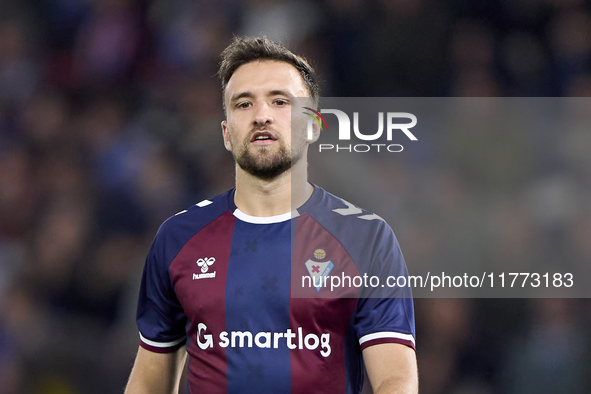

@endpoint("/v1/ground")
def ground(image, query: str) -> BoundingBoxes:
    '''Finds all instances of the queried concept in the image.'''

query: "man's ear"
[307,121,321,144]
[221,120,232,151]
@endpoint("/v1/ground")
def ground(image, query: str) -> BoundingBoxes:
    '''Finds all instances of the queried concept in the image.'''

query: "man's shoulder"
[301,185,397,258]
[155,189,235,239]
[300,186,401,273]
[305,185,391,232]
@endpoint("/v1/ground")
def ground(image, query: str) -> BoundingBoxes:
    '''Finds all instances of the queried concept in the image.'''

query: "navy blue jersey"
[136,184,415,394]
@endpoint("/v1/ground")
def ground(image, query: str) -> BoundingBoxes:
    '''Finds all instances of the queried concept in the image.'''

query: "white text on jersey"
[196,322,332,357]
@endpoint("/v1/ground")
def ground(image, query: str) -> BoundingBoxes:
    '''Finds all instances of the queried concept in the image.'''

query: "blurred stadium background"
[1,0,591,393]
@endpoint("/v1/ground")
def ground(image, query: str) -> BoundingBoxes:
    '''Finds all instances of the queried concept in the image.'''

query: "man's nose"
[253,102,273,126]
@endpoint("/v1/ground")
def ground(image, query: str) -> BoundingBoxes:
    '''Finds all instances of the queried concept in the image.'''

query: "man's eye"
[237,102,251,109]
[274,99,289,106]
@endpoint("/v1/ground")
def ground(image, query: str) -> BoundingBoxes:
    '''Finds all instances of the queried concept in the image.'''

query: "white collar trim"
[233,208,299,224]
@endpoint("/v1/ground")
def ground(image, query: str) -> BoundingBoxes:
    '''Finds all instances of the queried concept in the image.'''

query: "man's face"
[221,60,310,179]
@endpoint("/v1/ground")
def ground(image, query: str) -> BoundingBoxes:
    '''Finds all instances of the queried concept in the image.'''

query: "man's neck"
[233,160,312,217]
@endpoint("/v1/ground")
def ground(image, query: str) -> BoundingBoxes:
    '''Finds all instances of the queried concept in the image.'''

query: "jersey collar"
[232,208,295,224]
[228,184,322,224]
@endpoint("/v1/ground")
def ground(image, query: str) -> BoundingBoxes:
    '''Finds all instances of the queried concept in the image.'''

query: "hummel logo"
[193,257,216,280]
[196,257,215,273]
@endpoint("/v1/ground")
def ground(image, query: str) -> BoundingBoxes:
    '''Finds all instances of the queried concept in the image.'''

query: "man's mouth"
[251,131,277,144]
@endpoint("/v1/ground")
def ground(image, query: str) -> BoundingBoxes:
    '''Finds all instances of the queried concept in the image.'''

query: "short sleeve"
[136,235,188,353]
[354,221,416,351]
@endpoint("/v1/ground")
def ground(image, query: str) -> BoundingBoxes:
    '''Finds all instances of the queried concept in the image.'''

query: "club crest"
[305,249,334,292]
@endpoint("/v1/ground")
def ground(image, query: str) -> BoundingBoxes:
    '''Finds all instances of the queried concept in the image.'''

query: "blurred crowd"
[1,0,591,393]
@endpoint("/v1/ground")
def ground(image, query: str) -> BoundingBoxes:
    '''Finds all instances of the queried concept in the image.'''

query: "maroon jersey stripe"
[169,211,236,394]
[290,214,360,393]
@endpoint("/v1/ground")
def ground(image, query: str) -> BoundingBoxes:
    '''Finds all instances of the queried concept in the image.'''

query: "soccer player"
[125,37,417,394]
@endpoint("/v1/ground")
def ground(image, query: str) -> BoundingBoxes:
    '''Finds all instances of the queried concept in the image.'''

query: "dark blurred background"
[1,0,591,393]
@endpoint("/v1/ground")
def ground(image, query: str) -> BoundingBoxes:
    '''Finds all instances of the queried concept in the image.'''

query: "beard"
[235,143,291,180]
[231,128,306,180]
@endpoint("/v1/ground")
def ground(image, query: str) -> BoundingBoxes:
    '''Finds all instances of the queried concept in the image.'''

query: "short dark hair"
[218,36,320,110]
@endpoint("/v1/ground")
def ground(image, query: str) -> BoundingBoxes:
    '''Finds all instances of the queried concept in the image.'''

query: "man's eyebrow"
[230,92,253,103]
[269,89,292,97]
[230,90,293,102]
